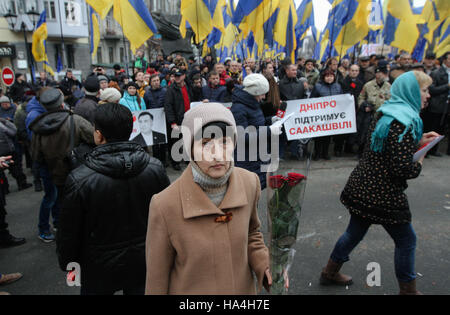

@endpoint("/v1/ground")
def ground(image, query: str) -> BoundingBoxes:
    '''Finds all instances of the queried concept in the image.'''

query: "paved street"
[1,150,449,295]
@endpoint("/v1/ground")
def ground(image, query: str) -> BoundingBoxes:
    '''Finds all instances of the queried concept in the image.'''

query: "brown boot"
[398,279,423,295]
[0,273,23,286]
[0,292,11,295]
[320,259,353,286]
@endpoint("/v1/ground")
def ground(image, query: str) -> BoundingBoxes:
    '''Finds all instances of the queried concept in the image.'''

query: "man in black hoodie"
[57,103,170,295]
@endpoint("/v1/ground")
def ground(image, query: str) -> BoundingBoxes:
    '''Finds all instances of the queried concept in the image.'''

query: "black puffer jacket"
[57,142,170,291]
[164,82,192,125]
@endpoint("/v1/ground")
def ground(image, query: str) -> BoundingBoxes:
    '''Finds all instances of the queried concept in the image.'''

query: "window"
[44,1,56,20]
[66,44,75,69]
[97,47,103,64]
[109,47,114,64]
[120,47,125,63]
[15,0,38,14]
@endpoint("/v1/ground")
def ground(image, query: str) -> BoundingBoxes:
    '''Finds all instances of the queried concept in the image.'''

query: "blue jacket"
[119,92,145,112]
[231,87,270,189]
[0,102,16,121]
[310,81,343,98]
[202,85,227,102]
[25,96,46,141]
[144,87,167,109]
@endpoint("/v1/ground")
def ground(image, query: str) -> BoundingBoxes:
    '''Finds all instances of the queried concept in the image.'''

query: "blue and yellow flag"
[32,10,48,63]
[334,0,371,58]
[386,0,420,53]
[295,0,315,43]
[89,6,100,59]
[273,0,298,61]
[233,0,280,56]
[85,0,113,19]
[32,10,55,75]
[435,18,450,58]
[180,0,226,44]
[113,0,158,53]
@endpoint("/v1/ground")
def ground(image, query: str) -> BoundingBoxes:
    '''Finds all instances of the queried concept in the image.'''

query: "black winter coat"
[428,67,449,114]
[341,76,364,108]
[74,95,99,124]
[341,118,421,225]
[57,142,170,291]
[144,87,167,109]
[279,77,306,101]
[231,88,270,189]
[164,83,192,126]
[8,81,31,103]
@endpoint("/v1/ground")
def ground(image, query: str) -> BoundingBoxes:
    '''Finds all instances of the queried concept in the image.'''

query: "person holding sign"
[320,71,440,295]
[231,74,282,190]
[310,69,343,160]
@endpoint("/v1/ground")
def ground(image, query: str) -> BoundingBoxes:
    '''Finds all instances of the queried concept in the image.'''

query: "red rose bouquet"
[267,172,307,294]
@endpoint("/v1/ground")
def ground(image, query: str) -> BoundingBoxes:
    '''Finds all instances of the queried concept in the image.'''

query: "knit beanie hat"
[99,88,122,103]
[243,73,269,96]
[84,74,100,93]
[0,96,10,103]
[182,102,237,160]
[97,75,109,83]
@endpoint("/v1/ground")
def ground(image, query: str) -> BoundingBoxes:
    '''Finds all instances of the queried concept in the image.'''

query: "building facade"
[0,0,91,83]
[93,0,182,69]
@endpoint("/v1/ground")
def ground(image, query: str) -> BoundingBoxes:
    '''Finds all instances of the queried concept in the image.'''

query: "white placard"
[413,135,444,162]
[190,101,232,110]
[283,94,357,140]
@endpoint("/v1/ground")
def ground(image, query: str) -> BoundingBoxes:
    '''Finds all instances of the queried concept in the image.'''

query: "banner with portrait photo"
[129,108,168,147]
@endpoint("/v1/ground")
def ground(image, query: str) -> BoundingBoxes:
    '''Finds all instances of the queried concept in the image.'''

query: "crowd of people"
[0,47,448,295]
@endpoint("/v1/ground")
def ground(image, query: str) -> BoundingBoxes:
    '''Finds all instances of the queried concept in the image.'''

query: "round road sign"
[1,67,15,87]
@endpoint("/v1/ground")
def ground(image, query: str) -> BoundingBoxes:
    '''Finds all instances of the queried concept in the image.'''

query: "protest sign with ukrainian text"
[284,94,357,140]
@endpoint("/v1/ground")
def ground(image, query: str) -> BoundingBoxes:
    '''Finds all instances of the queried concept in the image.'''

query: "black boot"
[18,182,32,191]
[322,141,331,160]
[0,234,26,248]
[34,180,43,192]
[172,163,181,171]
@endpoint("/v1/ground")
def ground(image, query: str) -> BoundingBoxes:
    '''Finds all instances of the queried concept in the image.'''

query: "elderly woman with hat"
[230,73,282,190]
[145,103,272,295]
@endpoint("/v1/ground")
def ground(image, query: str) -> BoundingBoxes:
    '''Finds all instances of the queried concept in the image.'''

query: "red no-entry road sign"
[1,67,15,87]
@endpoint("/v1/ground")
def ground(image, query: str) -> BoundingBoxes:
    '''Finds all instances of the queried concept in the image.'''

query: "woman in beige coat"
[145,102,272,295]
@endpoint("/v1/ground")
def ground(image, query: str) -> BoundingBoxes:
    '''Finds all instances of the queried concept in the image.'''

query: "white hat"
[99,88,122,103]
[0,96,10,103]
[243,73,269,96]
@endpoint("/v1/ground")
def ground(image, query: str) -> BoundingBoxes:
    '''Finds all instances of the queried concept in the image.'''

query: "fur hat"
[242,73,269,96]
[182,103,237,160]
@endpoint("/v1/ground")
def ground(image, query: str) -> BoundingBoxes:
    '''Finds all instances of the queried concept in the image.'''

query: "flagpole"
[119,4,130,77]
[328,10,336,60]
[57,0,66,70]
[339,24,348,61]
